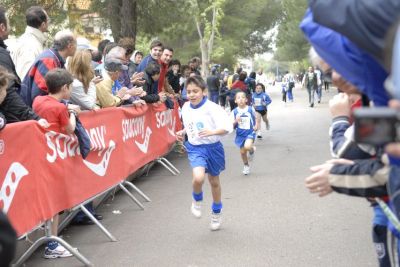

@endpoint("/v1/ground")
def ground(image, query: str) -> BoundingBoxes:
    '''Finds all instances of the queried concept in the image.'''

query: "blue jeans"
[209,91,219,104]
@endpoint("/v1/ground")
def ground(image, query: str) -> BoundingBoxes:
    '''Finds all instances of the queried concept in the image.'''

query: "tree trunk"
[120,0,137,43]
[108,0,122,42]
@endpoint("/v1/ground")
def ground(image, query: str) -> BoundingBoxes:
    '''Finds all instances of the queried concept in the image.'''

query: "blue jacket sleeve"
[264,94,272,106]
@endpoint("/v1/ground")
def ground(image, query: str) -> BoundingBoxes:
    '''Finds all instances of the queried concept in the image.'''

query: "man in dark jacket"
[0,6,48,126]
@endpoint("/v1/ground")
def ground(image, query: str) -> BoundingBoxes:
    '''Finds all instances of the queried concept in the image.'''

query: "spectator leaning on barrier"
[11,6,49,80]
[32,68,79,259]
[141,62,167,104]
[158,46,175,95]
[0,7,48,127]
[96,58,132,108]
[20,29,77,107]
[117,37,135,88]
[167,59,182,95]
[136,40,163,73]
[68,49,102,110]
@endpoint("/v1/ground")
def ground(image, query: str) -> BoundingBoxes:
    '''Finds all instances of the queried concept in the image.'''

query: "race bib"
[254,98,262,106]
[238,115,251,129]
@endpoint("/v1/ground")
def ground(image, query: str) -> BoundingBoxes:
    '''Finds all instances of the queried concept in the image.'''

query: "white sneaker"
[248,146,256,162]
[243,165,250,175]
[210,212,222,231]
[44,244,73,259]
[191,201,202,218]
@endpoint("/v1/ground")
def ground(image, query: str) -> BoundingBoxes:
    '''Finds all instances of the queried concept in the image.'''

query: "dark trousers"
[307,86,316,105]
[372,224,391,267]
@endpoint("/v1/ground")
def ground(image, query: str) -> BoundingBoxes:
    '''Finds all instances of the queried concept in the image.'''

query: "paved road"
[25,85,376,266]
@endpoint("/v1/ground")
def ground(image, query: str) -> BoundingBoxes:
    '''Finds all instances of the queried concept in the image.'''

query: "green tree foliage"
[274,0,309,62]
[2,0,68,37]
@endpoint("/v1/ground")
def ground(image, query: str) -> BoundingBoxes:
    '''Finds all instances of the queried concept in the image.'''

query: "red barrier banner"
[0,104,181,236]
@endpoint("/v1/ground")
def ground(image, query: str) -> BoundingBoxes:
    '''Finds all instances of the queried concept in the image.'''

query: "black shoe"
[310,103,314,108]
[72,217,94,226]
[318,100,321,104]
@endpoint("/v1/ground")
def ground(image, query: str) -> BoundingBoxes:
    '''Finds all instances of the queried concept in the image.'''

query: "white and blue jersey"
[230,106,257,148]
[181,97,232,176]
[252,92,272,111]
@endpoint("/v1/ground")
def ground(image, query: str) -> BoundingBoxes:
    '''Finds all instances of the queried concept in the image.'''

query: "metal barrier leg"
[160,157,181,174]
[123,181,151,202]
[79,205,117,242]
[58,209,80,234]
[118,183,145,210]
[156,158,178,175]
[13,220,93,267]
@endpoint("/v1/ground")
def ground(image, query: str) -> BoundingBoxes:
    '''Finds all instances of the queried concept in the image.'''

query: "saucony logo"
[83,140,116,176]
[1,163,29,213]
[135,127,152,153]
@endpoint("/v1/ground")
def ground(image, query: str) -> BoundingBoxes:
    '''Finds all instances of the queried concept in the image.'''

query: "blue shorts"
[185,141,225,176]
[235,132,256,148]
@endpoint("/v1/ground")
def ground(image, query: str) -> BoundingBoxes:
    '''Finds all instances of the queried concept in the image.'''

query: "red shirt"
[33,95,70,133]
[157,60,169,93]
[231,80,248,92]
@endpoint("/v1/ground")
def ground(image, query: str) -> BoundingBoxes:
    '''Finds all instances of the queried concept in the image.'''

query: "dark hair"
[98,39,110,55]
[189,57,201,64]
[249,71,256,79]
[234,90,246,99]
[186,75,207,91]
[170,59,181,67]
[0,6,7,26]
[26,6,47,28]
[256,83,265,91]
[181,64,190,73]
[103,42,117,56]
[145,62,161,76]
[45,68,73,94]
[239,71,247,81]
[135,51,143,57]
[163,46,174,53]
[236,67,243,74]
[0,66,13,90]
[118,37,135,56]
[91,50,102,62]
[150,40,163,50]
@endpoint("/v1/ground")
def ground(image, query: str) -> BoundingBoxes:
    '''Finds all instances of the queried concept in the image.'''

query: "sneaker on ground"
[243,165,250,175]
[210,212,222,231]
[44,244,73,259]
[257,134,262,139]
[191,201,202,218]
[248,146,256,162]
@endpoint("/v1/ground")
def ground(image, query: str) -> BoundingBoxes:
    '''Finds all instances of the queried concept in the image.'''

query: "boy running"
[231,91,259,175]
[176,76,232,231]
[252,83,272,139]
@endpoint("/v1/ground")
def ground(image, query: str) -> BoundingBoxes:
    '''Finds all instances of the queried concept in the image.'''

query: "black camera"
[354,107,399,146]
[94,69,102,78]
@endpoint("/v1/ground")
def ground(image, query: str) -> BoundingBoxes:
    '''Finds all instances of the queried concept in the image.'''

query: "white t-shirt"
[182,99,232,145]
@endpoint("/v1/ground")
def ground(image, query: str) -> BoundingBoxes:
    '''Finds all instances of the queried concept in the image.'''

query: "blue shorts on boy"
[181,97,232,176]
[231,106,257,148]
[185,141,225,176]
